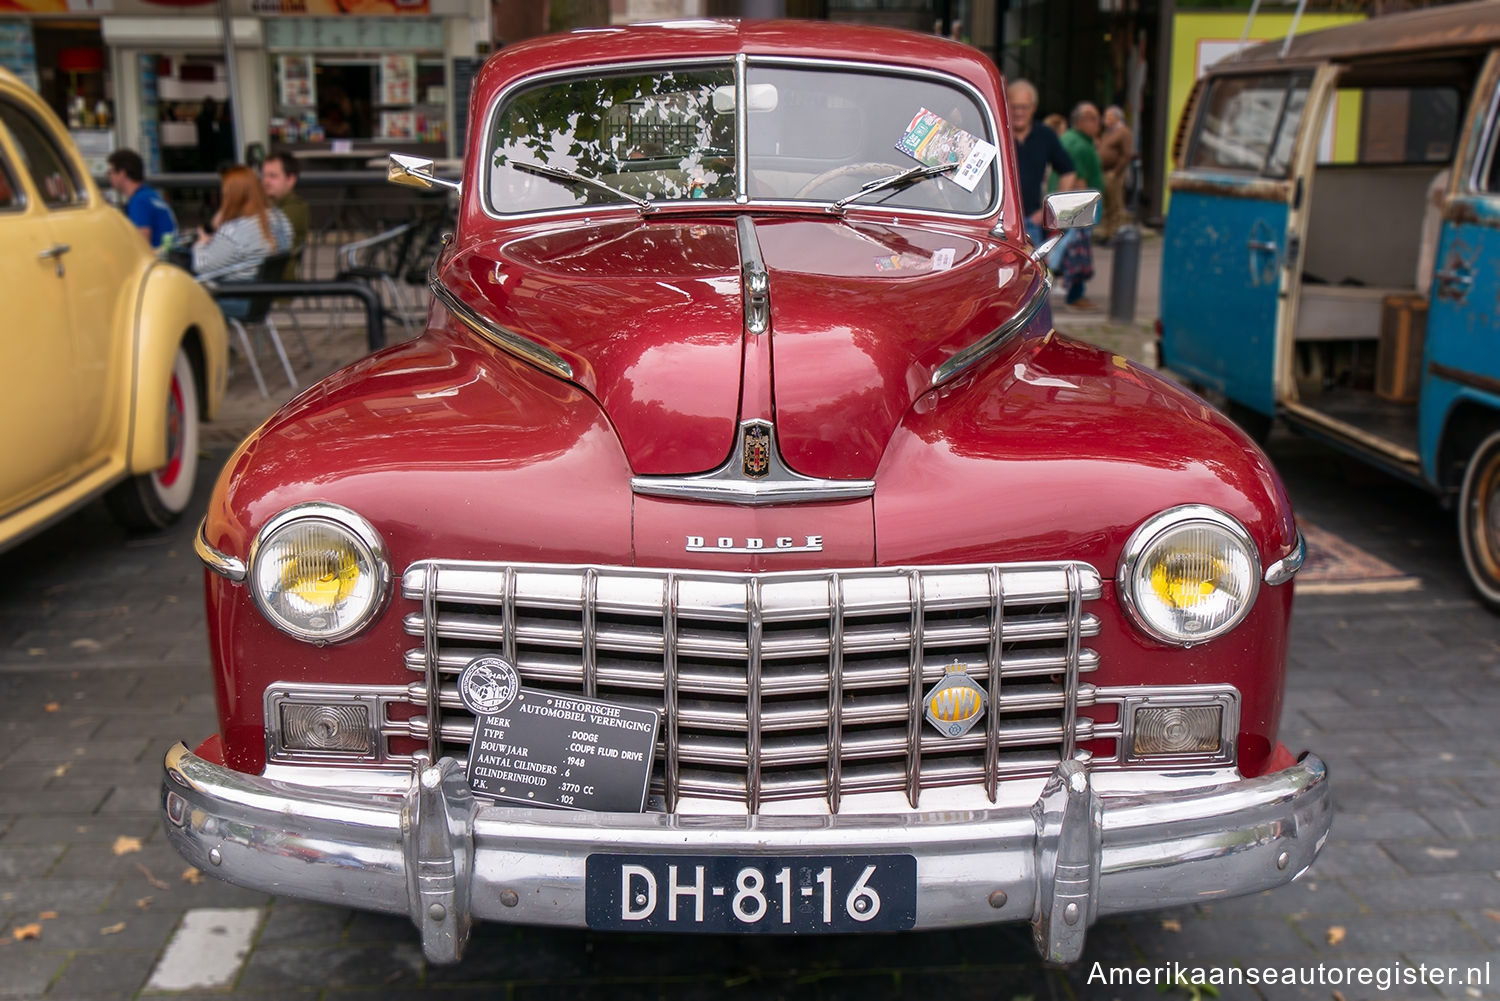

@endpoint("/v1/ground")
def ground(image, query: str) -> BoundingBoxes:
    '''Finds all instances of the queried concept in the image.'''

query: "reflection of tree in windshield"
[491,69,737,209]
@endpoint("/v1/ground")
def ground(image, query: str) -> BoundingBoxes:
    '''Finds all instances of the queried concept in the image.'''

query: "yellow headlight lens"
[251,508,388,643]
[1120,509,1259,646]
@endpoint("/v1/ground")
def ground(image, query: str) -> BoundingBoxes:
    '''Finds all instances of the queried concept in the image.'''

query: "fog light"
[280,703,373,753]
[1132,705,1222,755]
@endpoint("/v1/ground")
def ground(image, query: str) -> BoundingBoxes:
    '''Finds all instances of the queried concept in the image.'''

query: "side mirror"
[388,152,461,194]
[1030,189,1101,265]
[1043,189,1101,230]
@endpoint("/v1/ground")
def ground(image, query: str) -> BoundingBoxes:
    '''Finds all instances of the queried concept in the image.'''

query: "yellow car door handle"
[38,243,70,276]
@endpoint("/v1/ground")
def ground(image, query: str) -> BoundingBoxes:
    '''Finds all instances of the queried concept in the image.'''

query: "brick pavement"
[1,288,1498,999]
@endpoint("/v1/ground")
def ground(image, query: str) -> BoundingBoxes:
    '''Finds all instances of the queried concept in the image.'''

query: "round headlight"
[1117,506,1260,646]
[249,504,390,643]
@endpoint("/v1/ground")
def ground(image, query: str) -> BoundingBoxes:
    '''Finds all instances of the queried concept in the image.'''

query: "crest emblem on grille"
[457,655,520,715]
[923,663,988,738]
[742,424,771,478]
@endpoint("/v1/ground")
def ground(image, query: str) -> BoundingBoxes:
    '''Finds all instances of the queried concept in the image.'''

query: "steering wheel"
[792,161,955,211]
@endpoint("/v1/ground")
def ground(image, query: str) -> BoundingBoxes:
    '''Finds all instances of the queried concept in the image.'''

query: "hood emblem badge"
[742,424,771,478]
[924,663,988,738]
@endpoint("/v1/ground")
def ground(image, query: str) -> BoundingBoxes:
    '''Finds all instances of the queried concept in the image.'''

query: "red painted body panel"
[196,19,1302,785]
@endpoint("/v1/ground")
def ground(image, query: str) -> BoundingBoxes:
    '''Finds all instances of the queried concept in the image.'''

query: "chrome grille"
[398,561,1102,813]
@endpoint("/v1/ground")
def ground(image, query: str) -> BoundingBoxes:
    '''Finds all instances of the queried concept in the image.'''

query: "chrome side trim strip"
[631,419,875,505]
[931,275,1049,388]
[663,573,680,812]
[734,52,749,205]
[423,563,442,762]
[429,277,574,382]
[195,519,247,582]
[746,577,763,815]
[984,565,1004,803]
[1264,531,1306,586]
[905,570,924,809]
[1061,564,1082,761]
[827,573,845,815]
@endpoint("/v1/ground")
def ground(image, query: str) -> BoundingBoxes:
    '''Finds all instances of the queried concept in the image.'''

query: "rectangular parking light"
[1131,704,1222,756]
[279,702,374,753]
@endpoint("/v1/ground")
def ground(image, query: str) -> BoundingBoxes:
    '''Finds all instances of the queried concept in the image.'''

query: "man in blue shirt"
[106,149,177,250]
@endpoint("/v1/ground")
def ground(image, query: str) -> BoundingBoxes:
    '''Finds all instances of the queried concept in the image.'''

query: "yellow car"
[0,68,227,549]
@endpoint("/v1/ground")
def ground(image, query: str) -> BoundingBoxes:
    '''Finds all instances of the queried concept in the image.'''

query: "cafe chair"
[196,252,299,397]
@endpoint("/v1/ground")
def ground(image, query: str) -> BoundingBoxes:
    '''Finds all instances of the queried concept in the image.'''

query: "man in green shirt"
[261,151,309,281]
[1050,102,1103,310]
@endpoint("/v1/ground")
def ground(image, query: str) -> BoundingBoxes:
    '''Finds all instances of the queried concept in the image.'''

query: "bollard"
[1108,223,1141,324]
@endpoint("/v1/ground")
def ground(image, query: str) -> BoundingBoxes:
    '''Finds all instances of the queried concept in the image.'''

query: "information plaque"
[465,688,659,813]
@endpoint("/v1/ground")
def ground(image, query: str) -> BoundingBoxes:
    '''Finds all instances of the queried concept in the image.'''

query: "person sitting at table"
[192,165,293,317]
[259,150,308,281]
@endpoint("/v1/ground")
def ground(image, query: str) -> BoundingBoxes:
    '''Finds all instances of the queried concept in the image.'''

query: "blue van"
[1160,3,1500,609]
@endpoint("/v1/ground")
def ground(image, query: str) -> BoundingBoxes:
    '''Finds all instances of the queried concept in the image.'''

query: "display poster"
[379,109,415,140]
[379,53,415,106]
[0,22,37,92]
[0,0,112,11]
[277,54,316,108]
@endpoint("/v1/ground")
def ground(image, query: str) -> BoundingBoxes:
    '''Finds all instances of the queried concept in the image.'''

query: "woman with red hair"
[192,165,292,280]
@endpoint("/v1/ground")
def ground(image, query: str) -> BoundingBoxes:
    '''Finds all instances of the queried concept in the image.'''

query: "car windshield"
[485,60,997,215]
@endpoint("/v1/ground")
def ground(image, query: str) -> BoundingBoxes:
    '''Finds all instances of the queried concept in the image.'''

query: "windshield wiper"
[831,162,957,215]
[506,159,655,212]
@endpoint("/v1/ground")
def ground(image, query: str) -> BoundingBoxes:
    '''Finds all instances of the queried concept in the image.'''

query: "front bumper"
[161,743,1330,965]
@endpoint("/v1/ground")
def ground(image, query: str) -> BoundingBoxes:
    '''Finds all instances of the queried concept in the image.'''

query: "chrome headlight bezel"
[1116,505,1261,647]
[247,503,391,644]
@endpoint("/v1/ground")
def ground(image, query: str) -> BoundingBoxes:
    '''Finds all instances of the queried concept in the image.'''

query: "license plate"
[585,854,917,933]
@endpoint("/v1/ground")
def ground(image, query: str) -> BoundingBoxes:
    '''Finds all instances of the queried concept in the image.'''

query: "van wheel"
[105,348,200,531]
[1226,401,1273,446]
[1459,430,1500,612]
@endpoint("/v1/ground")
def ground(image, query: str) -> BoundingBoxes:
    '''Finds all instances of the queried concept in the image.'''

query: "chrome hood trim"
[195,519,246,582]
[930,274,1049,389]
[631,419,874,505]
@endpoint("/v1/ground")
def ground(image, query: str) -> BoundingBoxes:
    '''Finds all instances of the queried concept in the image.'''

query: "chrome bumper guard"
[161,743,1331,965]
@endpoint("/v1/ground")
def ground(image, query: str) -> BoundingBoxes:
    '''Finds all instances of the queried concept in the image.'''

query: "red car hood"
[444,215,1038,480]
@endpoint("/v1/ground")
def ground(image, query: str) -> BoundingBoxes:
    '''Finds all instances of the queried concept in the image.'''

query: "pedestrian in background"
[1007,78,1075,248]
[192,165,293,321]
[1043,112,1066,137]
[260,151,308,281]
[106,148,177,251]
[1052,101,1103,311]
[1097,105,1134,242]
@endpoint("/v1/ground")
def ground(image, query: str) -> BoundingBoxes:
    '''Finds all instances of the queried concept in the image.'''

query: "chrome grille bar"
[422,566,441,762]
[663,573,680,812]
[827,573,844,814]
[401,560,1101,813]
[1062,564,1081,761]
[746,578,763,814]
[985,565,1004,803]
[905,570,923,808]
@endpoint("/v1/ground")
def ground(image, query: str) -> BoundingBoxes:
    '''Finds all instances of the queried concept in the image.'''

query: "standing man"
[260,151,309,281]
[1007,79,1075,248]
[1053,102,1104,311]
[106,149,177,251]
[1097,105,1134,241]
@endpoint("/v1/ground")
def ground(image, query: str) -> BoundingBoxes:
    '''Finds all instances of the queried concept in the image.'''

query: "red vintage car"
[164,19,1330,964]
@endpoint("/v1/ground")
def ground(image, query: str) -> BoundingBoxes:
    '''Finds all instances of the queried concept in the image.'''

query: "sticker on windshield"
[895,108,997,192]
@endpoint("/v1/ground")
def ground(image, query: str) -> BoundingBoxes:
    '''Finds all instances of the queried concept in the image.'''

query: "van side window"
[1319,87,1461,166]
[1186,72,1313,178]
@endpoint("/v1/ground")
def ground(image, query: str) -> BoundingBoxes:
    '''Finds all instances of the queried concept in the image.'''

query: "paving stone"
[0,845,64,879]
[44,947,161,1000]
[1351,872,1500,913]
[1399,954,1500,999]
[236,942,425,990]
[0,947,68,999]
[0,814,159,846]
[1196,877,1361,918]
[49,840,191,880]
[21,906,180,951]
[1383,840,1500,874]
[1332,808,1443,841]
[255,902,352,947]
[2,737,153,766]
[1299,912,1488,955]
[0,877,116,914]
[1126,914,1313,962]
[1336,777,1481,811]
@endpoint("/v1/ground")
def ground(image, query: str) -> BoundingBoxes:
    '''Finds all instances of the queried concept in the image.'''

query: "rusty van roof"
[1233,1,1500,67]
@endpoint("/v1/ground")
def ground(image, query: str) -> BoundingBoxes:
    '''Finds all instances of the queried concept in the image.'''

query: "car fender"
[126,262,228,474]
